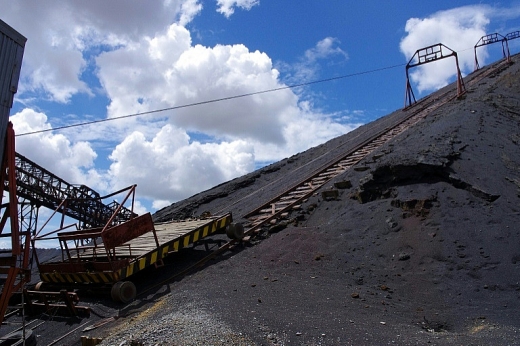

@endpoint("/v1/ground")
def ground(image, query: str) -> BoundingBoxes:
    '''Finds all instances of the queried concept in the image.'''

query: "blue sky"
[2,0,520,215]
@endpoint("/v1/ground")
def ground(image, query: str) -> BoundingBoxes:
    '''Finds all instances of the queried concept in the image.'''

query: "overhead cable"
[15,63,405,137]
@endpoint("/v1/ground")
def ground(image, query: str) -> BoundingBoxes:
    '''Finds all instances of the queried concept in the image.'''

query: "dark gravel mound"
[9,55,519,345]
[146,55,520,345]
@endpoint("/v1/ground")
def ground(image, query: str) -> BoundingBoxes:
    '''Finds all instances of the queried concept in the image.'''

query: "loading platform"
[33,212,233,302]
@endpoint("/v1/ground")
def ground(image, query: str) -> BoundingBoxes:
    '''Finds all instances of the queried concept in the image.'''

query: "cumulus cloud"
[305,37,349,63]
[10,109,103,189]
[3,1,360,211]
[279,37,349,86]
[2,0,201,103]
[96,31,296,144]
[93,26,357,204]
[107,124,255,204]
[216,0,259,17]
[400,5,492,93]
[252,105,360,163]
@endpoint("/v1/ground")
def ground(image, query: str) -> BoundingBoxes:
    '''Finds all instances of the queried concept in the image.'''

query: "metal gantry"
[474,33,510,71]
[404,43,466,109]
[1,148,141,324]
[0,124,30,326]
[15,152,137,229]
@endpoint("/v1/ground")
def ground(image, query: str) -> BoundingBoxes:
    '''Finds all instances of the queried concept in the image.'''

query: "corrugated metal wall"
[0,19,26,162]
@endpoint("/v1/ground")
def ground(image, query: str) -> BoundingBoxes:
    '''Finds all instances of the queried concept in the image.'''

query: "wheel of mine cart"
[0,328,37,346]
[34,281,46,291]
[111,281,137,304]
[226,223,244,240]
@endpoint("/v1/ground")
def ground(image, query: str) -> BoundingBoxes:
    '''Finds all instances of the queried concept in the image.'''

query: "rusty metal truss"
[404,43,466,109]
[506,31,520,41]
[0,123,31,326]
[474,33,510,71]
[1,139,137,326]
[14,152,137,229]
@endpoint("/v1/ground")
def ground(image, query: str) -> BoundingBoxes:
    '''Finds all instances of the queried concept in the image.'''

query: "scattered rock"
[306,203,318,212]
[354,166,370,172]
[334,180,352,189]
[386,217,399,229]
[391,196,435,217]
[322,189,339,200]
[268,221,288,234]
[398,253,411,261]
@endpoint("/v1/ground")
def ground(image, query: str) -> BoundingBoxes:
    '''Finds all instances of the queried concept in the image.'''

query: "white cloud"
[216,0,259,18]
[178,0,203,26]
[3,1,361,211]
[279,37,349,85]
[96,25,297,144]
[400,5,491,93]
[93,28,358,204]
[2,0,201,103]
[10,108,102,189]
[305,37,349,63]
[107,124,255,203]
[252,101,361,162]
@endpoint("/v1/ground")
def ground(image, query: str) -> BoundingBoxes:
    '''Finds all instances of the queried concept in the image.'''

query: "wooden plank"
[102,213,155,249]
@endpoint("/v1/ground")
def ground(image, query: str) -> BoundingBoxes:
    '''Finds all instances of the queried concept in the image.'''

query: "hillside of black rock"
[15,55,519,345]
[100,55,520,345]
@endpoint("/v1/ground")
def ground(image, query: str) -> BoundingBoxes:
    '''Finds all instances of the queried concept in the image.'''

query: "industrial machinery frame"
[404,43,466,109]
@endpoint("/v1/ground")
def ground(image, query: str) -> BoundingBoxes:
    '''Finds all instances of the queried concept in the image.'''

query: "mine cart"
[34,212,233,303]
[32,185,233,303]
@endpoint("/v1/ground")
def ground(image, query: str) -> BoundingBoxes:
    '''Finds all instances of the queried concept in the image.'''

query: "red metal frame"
[404,43,466,109]
[31,184,152,272]
[474,33,510,71]
[0,122,31,326]
[506,31,520,54]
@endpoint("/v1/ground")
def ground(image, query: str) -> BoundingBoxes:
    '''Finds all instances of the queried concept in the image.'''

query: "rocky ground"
[98,55,520,345]
[3,55,519,345]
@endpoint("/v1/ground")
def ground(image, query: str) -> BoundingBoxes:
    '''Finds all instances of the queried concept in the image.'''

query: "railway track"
[247,56,511,223]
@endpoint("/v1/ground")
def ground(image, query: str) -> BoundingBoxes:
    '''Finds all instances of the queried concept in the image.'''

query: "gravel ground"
[100,295,257,345]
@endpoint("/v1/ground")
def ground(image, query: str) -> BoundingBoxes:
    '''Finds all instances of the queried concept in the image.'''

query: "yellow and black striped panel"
[40,271,119,284]
[40,214,232,284]
[117,214,232,280]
